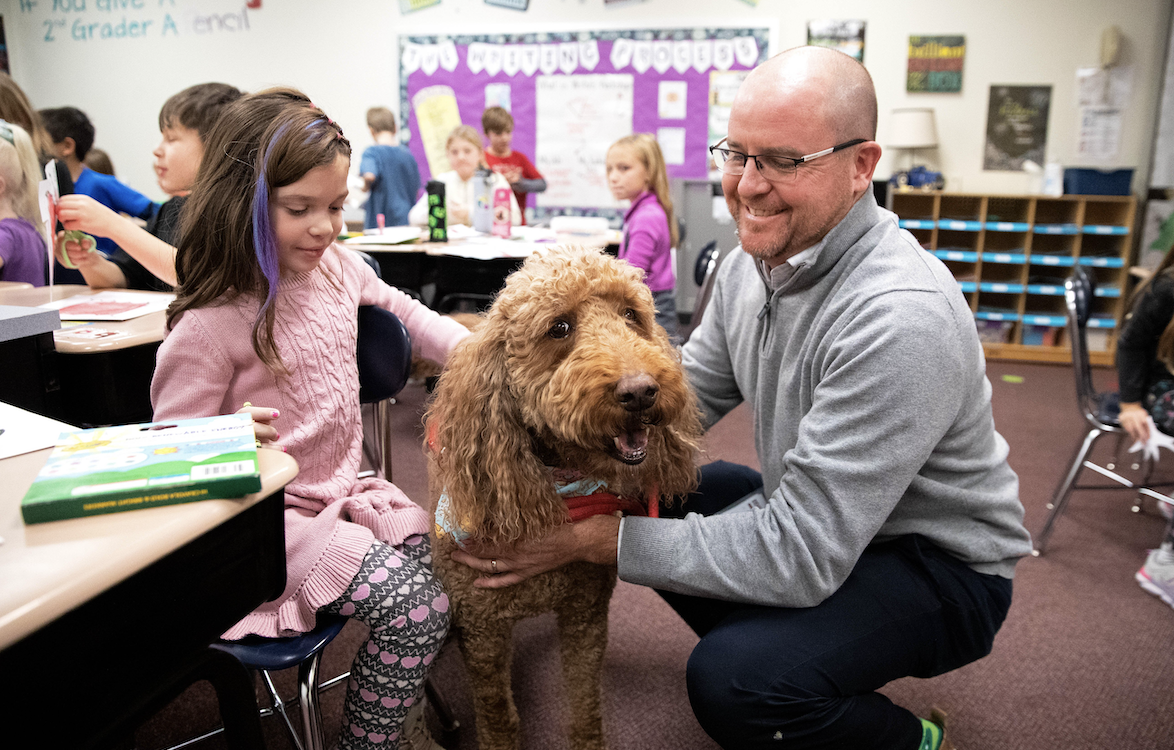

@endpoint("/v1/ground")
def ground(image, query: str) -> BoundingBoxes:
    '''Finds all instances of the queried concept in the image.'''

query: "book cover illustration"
[21,414,261,524]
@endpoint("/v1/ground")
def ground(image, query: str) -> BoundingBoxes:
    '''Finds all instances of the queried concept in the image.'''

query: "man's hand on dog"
[452,514,622,588]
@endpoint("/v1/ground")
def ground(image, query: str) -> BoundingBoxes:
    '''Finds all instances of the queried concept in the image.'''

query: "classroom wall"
[5,0,1171,203]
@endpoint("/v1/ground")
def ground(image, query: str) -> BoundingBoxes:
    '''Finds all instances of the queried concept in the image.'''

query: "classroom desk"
[0,446,297,749]
[0,285,170,426]
[348,228,621,311]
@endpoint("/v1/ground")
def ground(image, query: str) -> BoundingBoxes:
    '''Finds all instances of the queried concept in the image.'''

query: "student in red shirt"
[481,106,545,225]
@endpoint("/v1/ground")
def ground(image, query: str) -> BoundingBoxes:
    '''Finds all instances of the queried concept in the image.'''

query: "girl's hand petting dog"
[453,514,622,588]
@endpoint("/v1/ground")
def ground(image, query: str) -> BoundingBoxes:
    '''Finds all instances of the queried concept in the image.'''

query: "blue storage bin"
[1062,168,1134,196]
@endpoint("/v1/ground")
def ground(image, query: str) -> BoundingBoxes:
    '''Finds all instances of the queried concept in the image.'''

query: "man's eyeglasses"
[709,137,867,182]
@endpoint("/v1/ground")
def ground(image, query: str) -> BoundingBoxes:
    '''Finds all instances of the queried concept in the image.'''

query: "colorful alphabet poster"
[400,28,770,216]
[984,85,1052,171]
[907,36,965,93]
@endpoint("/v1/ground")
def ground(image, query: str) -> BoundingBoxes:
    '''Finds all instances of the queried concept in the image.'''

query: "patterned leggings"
[323,535,449,748]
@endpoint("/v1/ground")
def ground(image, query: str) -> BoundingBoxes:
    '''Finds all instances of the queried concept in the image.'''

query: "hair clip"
[223,141,257,170]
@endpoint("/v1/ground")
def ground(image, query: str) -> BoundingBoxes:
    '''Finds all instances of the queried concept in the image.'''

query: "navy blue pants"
[658,462,1013,750]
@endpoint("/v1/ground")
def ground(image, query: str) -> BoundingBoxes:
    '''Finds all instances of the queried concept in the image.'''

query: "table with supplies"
[0,406,298,750]
[0,285,171,426]
[344,224,621,311]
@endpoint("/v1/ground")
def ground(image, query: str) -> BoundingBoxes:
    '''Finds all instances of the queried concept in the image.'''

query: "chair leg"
[263,669,306,750]
[1035,427,1104,556]
[425,675,460,733]
[298,650,328,750]
[377,398,394,482]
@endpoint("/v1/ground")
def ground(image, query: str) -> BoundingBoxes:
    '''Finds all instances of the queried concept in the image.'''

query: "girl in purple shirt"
[607,133,679,341]
[0,120,46,286]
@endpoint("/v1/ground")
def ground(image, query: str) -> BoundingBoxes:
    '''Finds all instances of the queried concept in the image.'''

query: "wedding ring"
[491,559,498,574]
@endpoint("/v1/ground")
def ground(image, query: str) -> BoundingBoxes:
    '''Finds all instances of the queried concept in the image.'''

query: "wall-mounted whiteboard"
[536,74,633,208]
[399,28,769,215]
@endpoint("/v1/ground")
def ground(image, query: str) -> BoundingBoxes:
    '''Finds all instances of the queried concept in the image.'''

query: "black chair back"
[694,241,719,287]
[357,306,412,405]
[353,249,383,278]
[1064,266,1103,425]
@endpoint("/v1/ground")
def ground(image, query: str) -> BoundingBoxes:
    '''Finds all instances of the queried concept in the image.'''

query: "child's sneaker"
[1136,549,1174,610]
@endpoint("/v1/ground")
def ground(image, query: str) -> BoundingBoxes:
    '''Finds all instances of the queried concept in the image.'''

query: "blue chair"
[211,615,349,750]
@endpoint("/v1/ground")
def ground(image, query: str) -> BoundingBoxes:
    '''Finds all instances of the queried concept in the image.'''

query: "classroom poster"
[400,28,769,217]
[484,0,529,10]
[807,20,865,62]
[400,0,441,13]
[709,69,749,145]
[984,85,1052,171]
[907,36,964,93]
[411,86,462,175]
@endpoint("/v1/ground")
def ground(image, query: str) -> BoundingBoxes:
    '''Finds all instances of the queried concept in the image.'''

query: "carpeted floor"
[133,360,1174,750]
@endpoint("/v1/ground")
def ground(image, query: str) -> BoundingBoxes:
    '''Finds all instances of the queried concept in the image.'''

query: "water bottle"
[472,167,494,234]
[426,180,447,242]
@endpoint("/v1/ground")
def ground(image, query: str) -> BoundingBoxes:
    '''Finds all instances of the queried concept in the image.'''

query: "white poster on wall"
[536,74,635,208]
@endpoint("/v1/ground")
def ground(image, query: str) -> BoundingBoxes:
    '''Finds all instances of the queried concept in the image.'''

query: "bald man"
[453,47,1032,750]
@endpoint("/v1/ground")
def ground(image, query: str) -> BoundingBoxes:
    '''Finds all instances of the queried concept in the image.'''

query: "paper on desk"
[0,401,74,460]
[441,237,548,260]
[38,291,174,321]
[343,226,425,245]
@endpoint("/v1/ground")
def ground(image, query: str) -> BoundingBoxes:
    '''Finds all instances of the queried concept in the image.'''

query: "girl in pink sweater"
[150,89,468,750]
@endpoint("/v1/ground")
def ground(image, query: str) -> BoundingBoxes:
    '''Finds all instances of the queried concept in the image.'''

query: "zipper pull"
[757,301,770,320]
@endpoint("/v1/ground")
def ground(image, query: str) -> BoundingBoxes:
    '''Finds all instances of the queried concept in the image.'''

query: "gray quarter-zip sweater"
[619,191,1032,607]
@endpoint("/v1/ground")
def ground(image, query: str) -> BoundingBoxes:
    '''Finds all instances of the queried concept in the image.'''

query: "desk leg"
[191,647,267,750]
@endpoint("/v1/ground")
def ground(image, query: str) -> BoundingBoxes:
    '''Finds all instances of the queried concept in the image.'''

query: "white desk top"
[0,447,298,650]
[0,285,171,354]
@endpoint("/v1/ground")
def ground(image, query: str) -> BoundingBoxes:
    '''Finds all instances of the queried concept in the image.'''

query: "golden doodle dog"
[426,245,702,750]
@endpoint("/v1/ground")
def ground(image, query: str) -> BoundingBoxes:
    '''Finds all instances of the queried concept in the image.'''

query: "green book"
[21,414,261,524]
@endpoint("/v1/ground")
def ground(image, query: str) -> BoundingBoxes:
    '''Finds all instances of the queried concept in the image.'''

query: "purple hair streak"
[251,122,290,327]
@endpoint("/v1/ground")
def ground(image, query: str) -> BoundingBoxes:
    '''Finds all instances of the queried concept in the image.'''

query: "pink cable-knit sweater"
[151,245,470,639]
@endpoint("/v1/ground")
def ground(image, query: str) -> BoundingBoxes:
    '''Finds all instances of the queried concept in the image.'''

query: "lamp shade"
[888,108,939,149]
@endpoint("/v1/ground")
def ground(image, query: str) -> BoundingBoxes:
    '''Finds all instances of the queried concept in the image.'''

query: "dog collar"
[433,474,658,549]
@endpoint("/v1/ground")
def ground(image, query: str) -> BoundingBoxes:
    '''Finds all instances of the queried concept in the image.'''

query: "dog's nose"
[616,373,659,412]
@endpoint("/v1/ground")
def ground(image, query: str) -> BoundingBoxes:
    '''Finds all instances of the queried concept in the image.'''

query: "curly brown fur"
[426,246,702,750]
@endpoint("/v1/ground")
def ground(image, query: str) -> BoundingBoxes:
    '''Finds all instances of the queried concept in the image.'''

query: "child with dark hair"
[55,83,243,290]
[84,148,115,175]
[481,106,545,225]
[151,87,468,750]
[360,106,420,228]
[40,105,156,283]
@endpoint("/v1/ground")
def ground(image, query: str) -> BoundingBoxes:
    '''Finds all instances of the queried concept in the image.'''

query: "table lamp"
[888,108,939,169]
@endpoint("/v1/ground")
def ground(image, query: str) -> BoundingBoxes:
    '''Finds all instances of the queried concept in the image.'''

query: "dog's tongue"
[614,429,649,460]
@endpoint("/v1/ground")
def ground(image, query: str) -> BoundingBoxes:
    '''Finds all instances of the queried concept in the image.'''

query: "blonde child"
[150,88,468,750]
[0,120,47,286]
[407,124,519,228]
[606,133,679,340]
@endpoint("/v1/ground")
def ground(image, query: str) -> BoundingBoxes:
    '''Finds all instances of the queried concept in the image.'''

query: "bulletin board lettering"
[399,28,769,215]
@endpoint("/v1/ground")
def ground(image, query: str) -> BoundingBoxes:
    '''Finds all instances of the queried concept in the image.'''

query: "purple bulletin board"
[399,28,769,219]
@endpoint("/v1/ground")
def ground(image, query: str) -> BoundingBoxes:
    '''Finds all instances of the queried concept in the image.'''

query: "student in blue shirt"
[360,107,420,228]
[39,106,156,283]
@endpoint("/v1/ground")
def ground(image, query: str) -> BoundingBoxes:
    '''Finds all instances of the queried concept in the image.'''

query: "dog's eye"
[548,320,572,339]
[623,308,637,321]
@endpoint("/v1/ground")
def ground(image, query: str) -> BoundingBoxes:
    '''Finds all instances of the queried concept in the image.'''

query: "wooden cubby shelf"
[889,192,1136,366]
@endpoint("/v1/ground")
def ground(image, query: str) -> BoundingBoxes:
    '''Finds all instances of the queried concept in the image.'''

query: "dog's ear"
[647,392,705,509]
[426,322,566,544]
